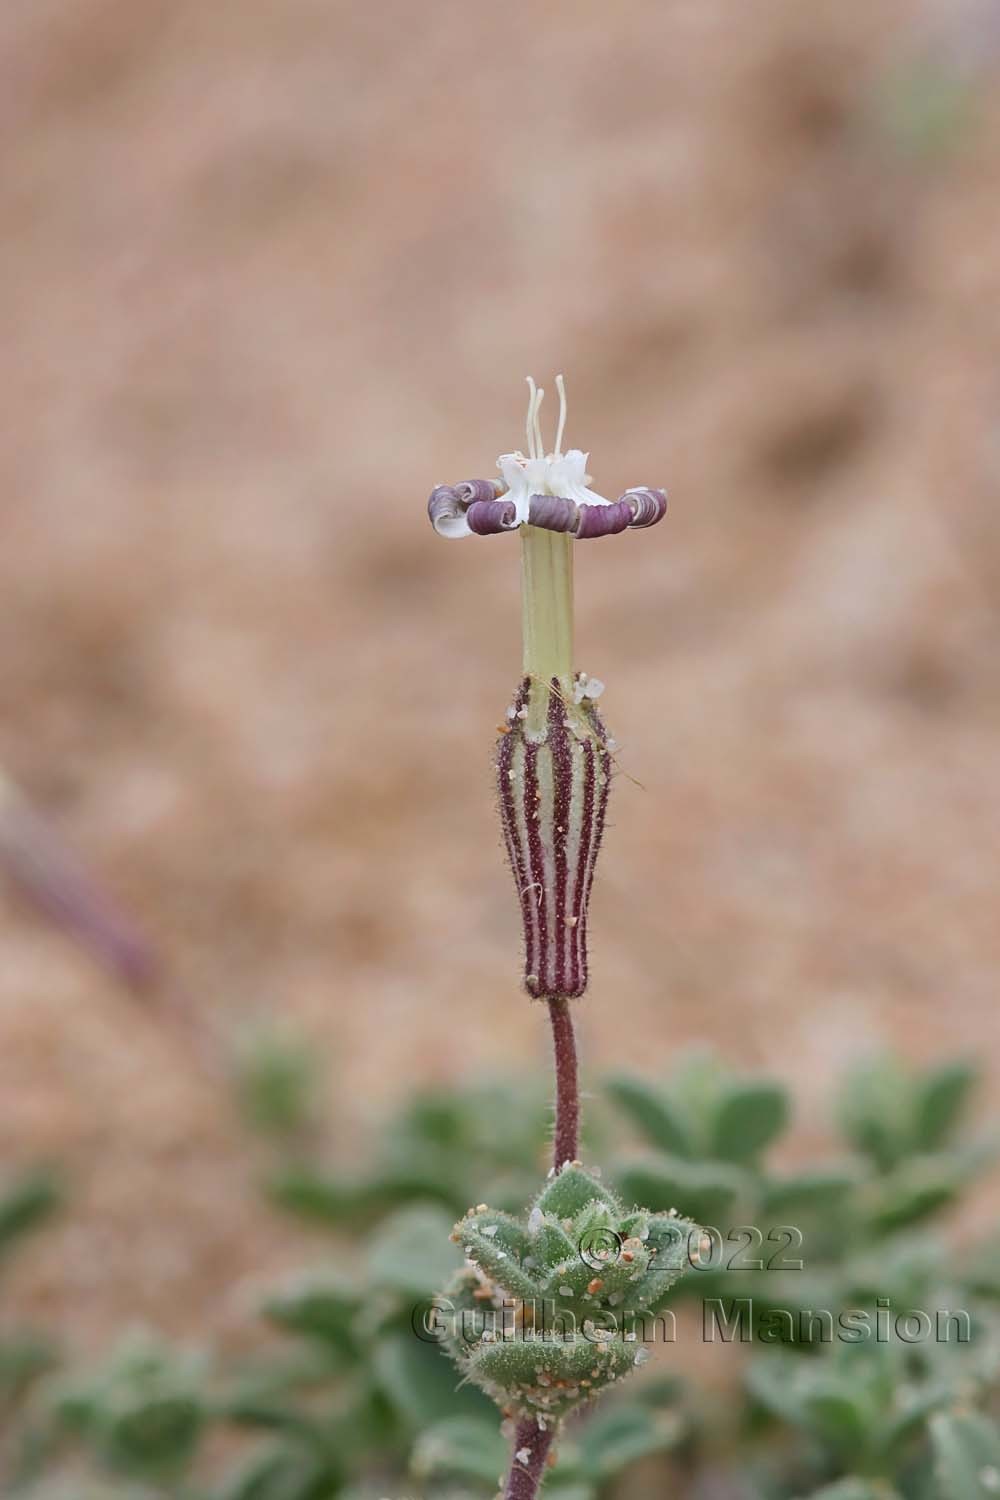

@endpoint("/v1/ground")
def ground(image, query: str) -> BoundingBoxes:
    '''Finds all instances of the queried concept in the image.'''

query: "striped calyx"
[497,676,612,1000]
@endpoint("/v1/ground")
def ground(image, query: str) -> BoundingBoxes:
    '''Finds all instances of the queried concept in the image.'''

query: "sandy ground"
[1,0,999,1355]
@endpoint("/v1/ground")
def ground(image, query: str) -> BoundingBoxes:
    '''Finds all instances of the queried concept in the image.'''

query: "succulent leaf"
[438,1163,699,1424]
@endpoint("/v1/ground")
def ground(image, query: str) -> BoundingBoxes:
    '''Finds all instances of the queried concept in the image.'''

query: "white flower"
[427,375,666,540]
[498,376,612,525]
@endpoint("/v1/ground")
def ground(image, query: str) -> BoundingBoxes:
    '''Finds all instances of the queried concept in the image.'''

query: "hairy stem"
[498,1000,577,1500]
[504,1416,556,1500]
[548,997,580,1169]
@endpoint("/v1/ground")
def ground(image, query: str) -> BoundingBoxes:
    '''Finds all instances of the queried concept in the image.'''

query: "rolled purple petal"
[621,487,667,528]
[467,498,518,534]
[428,479,511,537]
[427,484,467,537]
[455,478,504,505]
[574,499,633,539]
[527,494,578,533]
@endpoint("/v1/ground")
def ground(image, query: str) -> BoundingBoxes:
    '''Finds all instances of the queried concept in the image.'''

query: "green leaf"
[930,1409,1000,1498]
[410,1415,507,1486]
[578,1402,684,1477]
[263,1276,359,1356]
[0,1170,62,1257]
[613,1153,743,1228]
[266,1167,370,1226]
[470,1334,638,1420]
[99,1387,204,1478]
[534,1166,617,1219]
[367,1205,459,1298]
[605,1075,692,1156]
[0,1333,58,1402]
[863,1154,966,1235]
[760,1165,863,1217]
[882,1384,953,1455]
[803,1390,871,1454]
[48,1336,207,1481]
[913,1061,978,1152]
[796,1483,897,1500]
[631,1374,685,1409]
[398,1091,475,1151]
[709,1081,789,1164]
[219,1444,339,1500]
[458,1215,541,1303]
[216,1399,333,1447]
[235,1028,319,1137]
[267,1162,458,1228]
[837,1056,913,1173]
[371,1334,487,1430]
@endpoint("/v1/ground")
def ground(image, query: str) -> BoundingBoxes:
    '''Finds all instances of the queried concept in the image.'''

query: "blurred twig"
[0,766,219,1075]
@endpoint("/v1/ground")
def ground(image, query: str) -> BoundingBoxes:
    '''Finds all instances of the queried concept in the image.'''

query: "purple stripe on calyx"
[548,687,573,997]
[579,728,611,975]
[574,736,597,995]
[523,742,548,997]
[495,676,612,1000]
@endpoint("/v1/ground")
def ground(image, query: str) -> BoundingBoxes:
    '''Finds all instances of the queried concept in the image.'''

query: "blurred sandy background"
[2,0,999,1354]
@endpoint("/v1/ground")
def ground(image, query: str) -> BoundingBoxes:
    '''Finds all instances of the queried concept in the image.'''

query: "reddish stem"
[504,1417,555,1500]
[547,997,579,1169]
[500,1000,578,1499]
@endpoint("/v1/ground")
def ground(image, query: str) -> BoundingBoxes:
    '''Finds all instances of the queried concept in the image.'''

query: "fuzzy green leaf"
[372,1334,485,1429]
[531,1217,578,1271]
[534,1166,617,1219]
[263,1277,359,1356]
[266,1167,371,1226]
[863,1154,967,1236]
[0,1170,62,1257]
[410,1415,507,1486]
[219,1445,339,1500]
[760,1165,863,1217]
[614,1154,743,1228]
[470,1332,639,1419]
[605,1075,692,1156]
[796,1483,896,1500]
[837,1056,912,1173]
[368,1206,459,1297]
[914,1060,978,1152]
[930,1409,1000,1499]
[458,1220,543,1302]
[803,1390,871,1454]
[578,1402,685,1476]
[709,1081,789,1164]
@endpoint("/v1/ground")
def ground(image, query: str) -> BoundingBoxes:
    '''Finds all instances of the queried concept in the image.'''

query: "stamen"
[554,374,567,457]
[533,386,545,462]
[525,377,538,459]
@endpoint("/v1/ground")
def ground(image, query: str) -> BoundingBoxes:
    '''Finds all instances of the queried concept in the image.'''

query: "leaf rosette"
[434,1164,699,1425]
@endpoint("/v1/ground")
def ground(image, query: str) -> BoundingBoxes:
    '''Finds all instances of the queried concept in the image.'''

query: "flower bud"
[497,677,612,1000]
